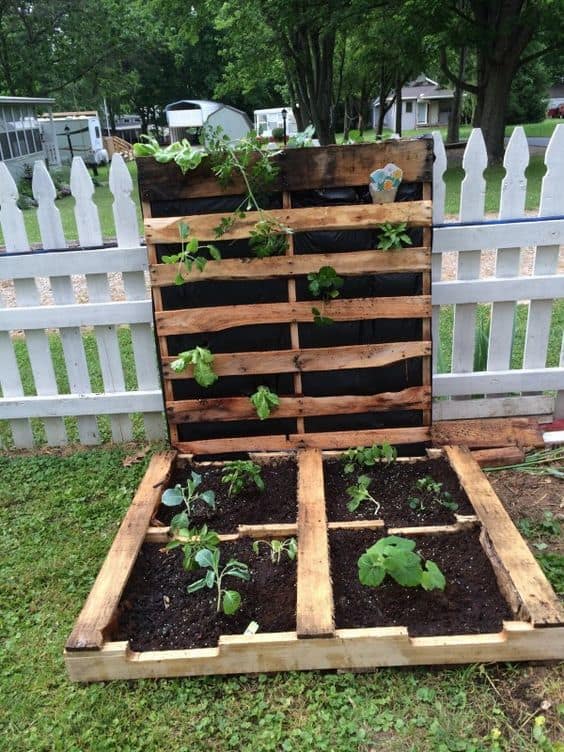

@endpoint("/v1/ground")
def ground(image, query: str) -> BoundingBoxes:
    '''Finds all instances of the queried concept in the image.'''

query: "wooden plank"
[433,218,564,253]
[471,446,525,468]
[433,367,564,397]
[296,448,334,637]
[136,140,433,200]
[65,623,564,681]
[166,386,430,423]
[176,426,431,454]
[66,451,177,650]
[421,181,431,426]
[156,296,431,336]
[0,246,147,279]
[432,275,564,305]
[444,445,564,626]
[0,390,163,419]
[0,299,153,331]
[0,331,34,447]
[432,418,543,449]
[145,201,432,244]
[164,341,431,379]
[432,395,555,421]
[150,248,430,286]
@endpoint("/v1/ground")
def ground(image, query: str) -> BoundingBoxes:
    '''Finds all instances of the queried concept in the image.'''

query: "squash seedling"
[187,547,250,614]
[358,536,446,591]
[170,346,218,387]
[162,471,216,533]
[250,385,280,420]
[166,523,220,572]
[252,537,297,564]
[407,475,458,513]
[346,474,381,516]
[161,221,221,284]
[221,460,265,497]
[308,265,343,325]
[376,222,412,250]
[342,443,397,475]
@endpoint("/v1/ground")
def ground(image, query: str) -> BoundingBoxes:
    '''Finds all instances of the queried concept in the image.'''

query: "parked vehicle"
[39,111,109,167]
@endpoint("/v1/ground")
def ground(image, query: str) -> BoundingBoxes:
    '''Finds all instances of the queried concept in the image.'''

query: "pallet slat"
[156,296,431,336]
[150,248,430,286]
[66,451,177,650]
[137,140,433,200]
[145,202,432,243]
[175,426,431,454]
[164,341,431,379]
[167,386,430,423]
[444,445,564,626]
[296,449,334,637]
[432,418,544,449]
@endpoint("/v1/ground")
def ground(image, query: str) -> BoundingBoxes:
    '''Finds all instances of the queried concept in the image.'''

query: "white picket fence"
[432,125,564,421]
[0,129,563,449]
[0,155,164,448]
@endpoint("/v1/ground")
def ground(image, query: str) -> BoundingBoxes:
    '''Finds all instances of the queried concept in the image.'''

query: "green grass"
[0,328,162,449]
[2,161,144,246]
[0,447,562,752]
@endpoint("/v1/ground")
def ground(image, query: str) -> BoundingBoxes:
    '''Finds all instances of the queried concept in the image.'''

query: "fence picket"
[71,157,103,248]
[487,127,528,373]
[523,125,564,370]
[450,129,487,379]
[431,132,447,373]
[109,154,163,439]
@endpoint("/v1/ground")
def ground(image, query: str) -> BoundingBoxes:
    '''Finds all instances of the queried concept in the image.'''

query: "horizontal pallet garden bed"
[65,447,564,681]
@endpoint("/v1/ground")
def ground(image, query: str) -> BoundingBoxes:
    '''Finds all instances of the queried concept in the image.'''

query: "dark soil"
[324,456,474,526]
[330,528,512,635]
[154,457,297,533]
[115,537,297,650]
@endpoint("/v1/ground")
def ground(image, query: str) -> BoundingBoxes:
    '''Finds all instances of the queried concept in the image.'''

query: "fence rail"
[0,155,163,448]
[0,129,563,449]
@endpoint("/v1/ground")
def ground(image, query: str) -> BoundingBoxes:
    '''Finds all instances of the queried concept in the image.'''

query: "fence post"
[431,131,447,376]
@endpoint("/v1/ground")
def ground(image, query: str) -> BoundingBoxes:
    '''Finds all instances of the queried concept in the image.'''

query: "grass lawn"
[1,445,563,752]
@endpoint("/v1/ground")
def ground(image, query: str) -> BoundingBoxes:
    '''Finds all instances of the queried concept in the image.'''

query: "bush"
[271,126,285,140]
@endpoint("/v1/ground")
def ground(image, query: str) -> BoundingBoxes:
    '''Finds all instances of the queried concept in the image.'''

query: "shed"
[372,75,454,132]
[0,96,59,180]
[165,100,251,144]
[254,107,298,138]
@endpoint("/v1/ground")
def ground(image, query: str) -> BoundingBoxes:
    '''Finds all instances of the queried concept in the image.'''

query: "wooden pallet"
[65,447,564,681]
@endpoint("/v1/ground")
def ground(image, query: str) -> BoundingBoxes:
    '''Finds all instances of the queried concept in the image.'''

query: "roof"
[0,95,55,105]
[372,76,454,106]
[165,99,249,118]
[254,107,293,114]
[549,84,564,97]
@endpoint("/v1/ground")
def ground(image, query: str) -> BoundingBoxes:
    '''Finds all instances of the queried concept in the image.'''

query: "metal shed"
[165,99,252,144]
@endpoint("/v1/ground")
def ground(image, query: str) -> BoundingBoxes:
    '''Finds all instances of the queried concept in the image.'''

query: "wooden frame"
[65,447,564,681]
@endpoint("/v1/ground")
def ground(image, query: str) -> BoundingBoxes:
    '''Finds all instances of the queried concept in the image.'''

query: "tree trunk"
[447,47,466,143]
[343,98,350,140]
[476,65,514,163]
[394,72,403,136]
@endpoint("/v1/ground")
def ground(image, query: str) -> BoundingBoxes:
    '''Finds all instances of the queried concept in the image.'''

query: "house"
[165,100,251,144]
[372,75,454,132]
[547,83,564,116]
[114,114,142,143]
[253,107,298,138]
[0,96,59,180]
[39,111,108,167]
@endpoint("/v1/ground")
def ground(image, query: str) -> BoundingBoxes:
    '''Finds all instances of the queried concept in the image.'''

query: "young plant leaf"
[222,590,242,615]
[250,386,280,420]
[162,486,184,507]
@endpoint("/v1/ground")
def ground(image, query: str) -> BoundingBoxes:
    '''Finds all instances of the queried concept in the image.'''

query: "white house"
[372,75,454,132]
[165,100,251,144]
[39,111,108,167]
[547,83,564,113]
[0,96,59,180]
[254,107,298,138]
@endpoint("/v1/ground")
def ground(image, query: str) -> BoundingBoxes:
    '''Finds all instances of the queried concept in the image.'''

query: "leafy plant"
[287,124,315,148]
[308,265,343,325]
[187,547,250,614]
[407,475,458,513]
[518,511,561,540]
[221,460,265,497]
[166,523,220,572]
[162,221,221,283]
[342,443,397,475]
[536,552,564,594]
[133,135,204,173]
[250,386,280,420]
[346,475,381,516]
[249,217,289,257]
[252,537,297,564]
[161,471,216,532]
[376,222,412,250]
[170,347,218,387]
[358,536,446,591]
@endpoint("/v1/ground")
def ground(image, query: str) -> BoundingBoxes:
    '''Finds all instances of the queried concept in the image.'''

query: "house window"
[0,104,42,159]
[405,101,413,113]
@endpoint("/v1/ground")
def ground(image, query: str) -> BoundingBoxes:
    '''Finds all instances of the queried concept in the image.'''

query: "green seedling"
[161,221,221,283]
[311,306,334,325]
[518,511,561,540]
[166,523,220,572]
[249,217,289,257]
[133,134,204,173]
[162,471,216,533]
[346,474,381,516]
[170,346,218,387]
[187,547,250,614]
[376,222,412,250]
[221,460,265,497]
[308,265,343,325]
[358,536,446,591]
[252,537,297,564]
[250,385,280,420]
[342,443,397,475]
[408,475,458,513]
